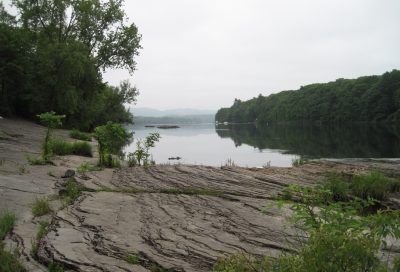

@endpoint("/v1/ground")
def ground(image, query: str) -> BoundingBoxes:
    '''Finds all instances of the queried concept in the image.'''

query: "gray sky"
[5,0,400,110]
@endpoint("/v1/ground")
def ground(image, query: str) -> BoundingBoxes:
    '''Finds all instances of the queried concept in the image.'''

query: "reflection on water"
[125,123,400,167]
[216,124,400,158]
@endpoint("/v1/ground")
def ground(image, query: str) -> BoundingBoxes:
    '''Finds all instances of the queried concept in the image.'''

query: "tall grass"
[49,138,92,157]
[0,212,15,240]
[31,198,51,217]
[69,129,92,141]
[324,171,400,202]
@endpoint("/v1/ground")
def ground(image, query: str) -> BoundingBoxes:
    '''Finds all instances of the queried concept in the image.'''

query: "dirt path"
[1,118,399,271]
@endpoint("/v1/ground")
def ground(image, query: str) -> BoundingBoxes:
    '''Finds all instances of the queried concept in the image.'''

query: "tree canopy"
[215,70,400,125]
[0,0,141,130]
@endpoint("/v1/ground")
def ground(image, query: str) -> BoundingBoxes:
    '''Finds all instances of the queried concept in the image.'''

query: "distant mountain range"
[130,107,216,117]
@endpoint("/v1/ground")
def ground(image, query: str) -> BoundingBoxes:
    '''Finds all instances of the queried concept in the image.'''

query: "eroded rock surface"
[40,160,400,272]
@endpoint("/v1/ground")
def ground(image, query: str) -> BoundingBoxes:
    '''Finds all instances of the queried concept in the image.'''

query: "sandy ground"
[1,118,399,272]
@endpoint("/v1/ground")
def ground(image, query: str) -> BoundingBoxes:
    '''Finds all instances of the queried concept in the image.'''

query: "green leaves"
[94,122,132,166]
[128,133,161,167]
[37,111,65,129]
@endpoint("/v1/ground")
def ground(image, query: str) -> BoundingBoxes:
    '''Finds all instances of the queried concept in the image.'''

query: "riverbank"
[1,118,399,271]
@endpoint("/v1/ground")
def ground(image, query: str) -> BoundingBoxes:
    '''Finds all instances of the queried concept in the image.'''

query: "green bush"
[127,133,160,167]
[31,198,51,217]
[69,129,92,141]
[48,139,92,157]
[0,212,15,240]
[37,111,65,161]
[351,171,394,201]
[94,122,132,167]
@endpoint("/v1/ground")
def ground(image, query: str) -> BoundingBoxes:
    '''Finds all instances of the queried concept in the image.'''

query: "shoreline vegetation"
[216,70,400,125]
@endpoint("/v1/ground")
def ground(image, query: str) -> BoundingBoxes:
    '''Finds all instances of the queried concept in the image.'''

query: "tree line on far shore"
[215,70,400,125]
[0,0,140,131]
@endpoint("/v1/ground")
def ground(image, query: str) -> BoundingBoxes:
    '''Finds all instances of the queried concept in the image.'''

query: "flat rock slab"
[40,192,295,272]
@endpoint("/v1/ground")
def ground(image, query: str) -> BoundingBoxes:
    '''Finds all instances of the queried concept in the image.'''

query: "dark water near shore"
[125,123,400,167]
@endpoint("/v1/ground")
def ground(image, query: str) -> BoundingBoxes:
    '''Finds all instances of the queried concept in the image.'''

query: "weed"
[127,133,160,167]
[31,198,51,217]
[125,254,140,264]
[64,178,84,205]
[0,246,25,272]
[48,262,64,272]
[18,164,28,175]
[0,211,15,240]
[224,158,236,167]
[292,156,306,167]
[27,156,47,165]
[77,162,102,174]
[69,129,92,141]
[31,221,49,257]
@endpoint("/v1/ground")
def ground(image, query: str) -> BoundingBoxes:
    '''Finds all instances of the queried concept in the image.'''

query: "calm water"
[125,123,400,167]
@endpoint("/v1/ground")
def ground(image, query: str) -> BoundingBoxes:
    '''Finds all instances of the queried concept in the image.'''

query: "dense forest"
[215,70,400,124]
[0,0,140,130]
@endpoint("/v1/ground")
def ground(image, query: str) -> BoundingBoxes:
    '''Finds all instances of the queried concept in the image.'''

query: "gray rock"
[62,169,75,178]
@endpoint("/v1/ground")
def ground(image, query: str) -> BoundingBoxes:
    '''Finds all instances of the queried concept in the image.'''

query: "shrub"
[127,133,160,167]
[48,262,64,272]
[94,122,132,167]
[69,129,92,141]
[351,171,394,201]
[31,198,51,217]
[0,211,15,240]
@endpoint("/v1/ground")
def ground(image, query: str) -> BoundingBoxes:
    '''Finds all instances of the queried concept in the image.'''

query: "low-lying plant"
[31,220,49,257]
[69,129,92,141]
[292,156,306,167]
[31,197,51,217]
[125,253,140,264]
[0,212,24,272]
[0,211,15,241]
[77,162,102,174]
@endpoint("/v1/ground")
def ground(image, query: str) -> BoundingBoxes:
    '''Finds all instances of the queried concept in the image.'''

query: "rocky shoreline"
[1,118,399,271]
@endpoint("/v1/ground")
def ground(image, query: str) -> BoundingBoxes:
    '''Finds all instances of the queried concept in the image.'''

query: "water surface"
[125,123,400,167]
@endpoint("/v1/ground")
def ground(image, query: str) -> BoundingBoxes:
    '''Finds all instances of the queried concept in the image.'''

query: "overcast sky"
[5,0,400,110]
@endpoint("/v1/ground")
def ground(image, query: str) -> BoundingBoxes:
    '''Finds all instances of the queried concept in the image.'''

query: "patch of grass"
[125,254,140,264]
[69,129,92,141]
[62,178,85,206]
[0,211,16,241]
[31,198,51,217]
[351,171,395,201]
[324,173,351,202]
[48,262,64,272]
[77,162,102,174]
[0,246,25,272]
[49,138,92,157]
[31,221,49,257]
[292,156,306,167]
[27,156,47,165]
